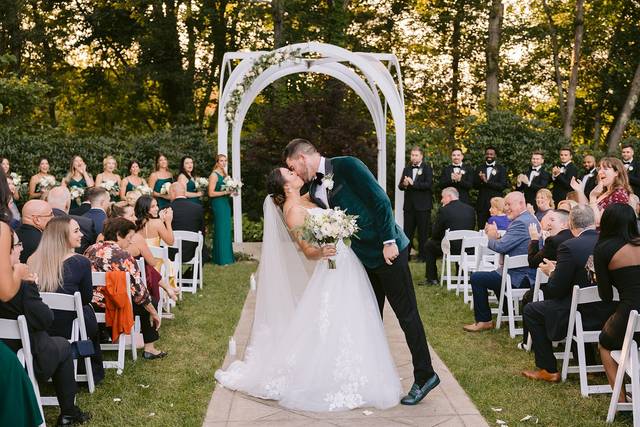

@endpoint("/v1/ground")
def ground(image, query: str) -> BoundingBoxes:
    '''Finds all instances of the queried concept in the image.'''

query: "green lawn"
[411,261,632,427]
[43,262,254,427]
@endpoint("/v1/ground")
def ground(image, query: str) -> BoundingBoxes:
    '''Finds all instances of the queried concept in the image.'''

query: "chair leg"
[507,288,516,338]
[577,333,589,397]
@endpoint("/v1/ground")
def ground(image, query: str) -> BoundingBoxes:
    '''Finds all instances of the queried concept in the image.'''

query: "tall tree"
[541,0,566,125]
[563,0,585,140]
[607,62,640,153]
[485,0,502,113]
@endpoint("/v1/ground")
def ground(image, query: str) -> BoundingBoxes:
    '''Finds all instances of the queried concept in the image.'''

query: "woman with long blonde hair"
[95,155,122,202]
[209,154,234,265]
[64,155,94,212]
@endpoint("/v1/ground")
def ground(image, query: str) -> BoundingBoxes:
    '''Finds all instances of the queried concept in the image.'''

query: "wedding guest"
[398,147,433,261]
[125,190,142,207]
[486,197,510,230]
[209,154,234,265]
[551,147,578,205]
[474,147,508,227]
[64,155,94,213]
[16,199,53,263]
[566,191,580,203]
[595,204,640,403]
[0,169,21,300]
[28,157,56,199]
[47,186,96,253]
[72,192,92,216]
[27,216,105,383]
[177,156,204,204]
[169,182,205,266]
[82,187,110,235]
[0,231,92,425]
[463,191,538,332]
[516,151,551,207]
[557,199,578,212]
[420,187,475,286]
[119,160,148,200]
[149,153,173,210]
[521,205,615,382]
[439,147,473,205]
[580,154,598,201]
[134,195,175,249]
[86,217,166,359]
[533,188,554,222]
[621,143,640,196]
[95,155,121,202]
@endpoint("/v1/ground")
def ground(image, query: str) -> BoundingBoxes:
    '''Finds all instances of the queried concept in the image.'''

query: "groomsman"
[474,147,507,228]
[551,147,578,205]
[515,151,551,207]
[580,155,598,200]
[621,144,640,196]
[439,148,473,205]
[399,147,433,261]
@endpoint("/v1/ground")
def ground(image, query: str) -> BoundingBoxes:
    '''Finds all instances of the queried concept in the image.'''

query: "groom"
[284,139,439,405]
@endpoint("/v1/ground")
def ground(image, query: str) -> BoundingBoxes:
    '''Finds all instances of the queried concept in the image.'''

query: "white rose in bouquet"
[221,176,243,194]
[38,175,57,191]
[9,172,21,187]
[136,184,152,196]
[160,182,171,195]
[195,177,209,192]
[100,179,119,197]
[69,186,84,205]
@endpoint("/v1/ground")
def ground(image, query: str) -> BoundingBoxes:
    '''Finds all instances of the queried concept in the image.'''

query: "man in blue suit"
[82,187,109,235]
[463,191,539,332]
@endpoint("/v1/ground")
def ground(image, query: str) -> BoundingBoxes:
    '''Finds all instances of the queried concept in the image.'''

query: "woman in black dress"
[595,203,640,403]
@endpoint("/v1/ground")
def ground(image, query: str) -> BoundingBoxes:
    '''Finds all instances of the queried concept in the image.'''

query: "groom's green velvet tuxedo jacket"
[308,156,410,269]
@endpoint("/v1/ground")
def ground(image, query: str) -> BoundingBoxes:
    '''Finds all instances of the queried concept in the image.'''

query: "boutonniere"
[560,166,566,174]
[322,173,334,190]
[417,169,423,176]
[453,167,460,174]
[491,169,497,176]
[630,166,634,171]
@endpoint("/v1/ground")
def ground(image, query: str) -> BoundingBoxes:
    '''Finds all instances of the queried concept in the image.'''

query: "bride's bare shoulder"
[283,203,307,229]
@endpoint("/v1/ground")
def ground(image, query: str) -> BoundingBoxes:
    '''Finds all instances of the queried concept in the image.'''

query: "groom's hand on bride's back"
[383,243,399,265]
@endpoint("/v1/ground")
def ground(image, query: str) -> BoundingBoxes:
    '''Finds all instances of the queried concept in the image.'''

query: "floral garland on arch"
[224,47,302,125]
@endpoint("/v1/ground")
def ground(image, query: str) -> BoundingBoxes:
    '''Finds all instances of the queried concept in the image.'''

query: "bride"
[214,167,402,412]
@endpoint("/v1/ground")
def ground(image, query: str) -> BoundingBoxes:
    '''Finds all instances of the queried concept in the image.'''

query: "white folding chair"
[523,268,550,351]
[0,315,45,424]
[458,235,492,305]
[440,229,480,291]
[149,245,175,318]
[40,292,95,394]
[607,310,640,424]
[92,272,140,374]
[495,254,530,338]
[164,231,204,296]
[561,285,620,396]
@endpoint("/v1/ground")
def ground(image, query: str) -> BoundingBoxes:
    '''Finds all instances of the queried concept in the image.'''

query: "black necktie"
[314,172,324,186]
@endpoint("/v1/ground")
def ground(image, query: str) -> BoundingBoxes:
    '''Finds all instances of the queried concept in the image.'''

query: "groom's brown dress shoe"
[521,369,560,383]
[462,321,494,332]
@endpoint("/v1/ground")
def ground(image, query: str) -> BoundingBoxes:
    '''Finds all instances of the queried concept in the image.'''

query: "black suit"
[516,167,551,207]
[169,198,205,263]
[0,282,77,414]
[581,168,598,200]
[399,162,433,259]
[52,208,96,254]
[439,164,474,204]
[624,160,640,196]
[552,162,578,204]
[82,208,107,236]
[15,223,42,263]
[424,200,476,281]
[70,201,91,217]
[524,230,617,372]
[474,163,508,227]
[527,228,574,269]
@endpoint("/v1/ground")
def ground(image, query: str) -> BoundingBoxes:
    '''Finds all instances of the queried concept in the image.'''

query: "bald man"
[580,155,597,200]
[16,199,53,263]
[463,191,539,332]
[48,186,97,253]
[169,182,204,264]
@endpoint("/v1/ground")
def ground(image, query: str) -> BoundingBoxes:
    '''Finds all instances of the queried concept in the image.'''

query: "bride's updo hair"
[266,168,286,208]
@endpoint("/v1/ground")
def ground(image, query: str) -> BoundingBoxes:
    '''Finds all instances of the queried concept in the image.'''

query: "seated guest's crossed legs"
[463,271,502,332]
[521,301,561,382]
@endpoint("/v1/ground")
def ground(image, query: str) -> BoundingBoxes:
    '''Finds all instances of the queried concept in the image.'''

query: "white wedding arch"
[216,41,407,242]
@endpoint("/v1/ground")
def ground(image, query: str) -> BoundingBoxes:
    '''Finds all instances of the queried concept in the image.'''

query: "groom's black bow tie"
[314,172,324,186]
[624,161,632,165]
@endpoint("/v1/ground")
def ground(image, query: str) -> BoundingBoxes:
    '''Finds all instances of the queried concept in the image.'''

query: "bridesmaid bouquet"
[160,182,171,195]
[136,184,152,196]
[9,172,21,186]
[297,208,359,269]
[69,186,84,205]
[221,176,243,195]
[39,175,57,192]
[100,179,119,197]
[195,177,209,192]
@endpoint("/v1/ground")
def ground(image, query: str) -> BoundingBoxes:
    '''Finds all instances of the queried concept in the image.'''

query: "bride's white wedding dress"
[215,200,401,412]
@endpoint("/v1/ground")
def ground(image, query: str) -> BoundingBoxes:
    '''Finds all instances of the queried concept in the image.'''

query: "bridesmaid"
[28,157,56,199]
[95,155,122,202]
[177,156,203,205]
[64,155,94,212]
[2,158,20,228]
[208,154,234,266]
[120,160,148,200]
[148,153,173,210]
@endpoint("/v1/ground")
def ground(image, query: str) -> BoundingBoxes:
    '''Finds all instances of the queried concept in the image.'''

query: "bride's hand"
[320,244,336,259]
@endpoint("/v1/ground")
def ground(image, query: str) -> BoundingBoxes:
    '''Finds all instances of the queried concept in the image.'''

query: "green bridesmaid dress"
[125,180,137,193]
[68,177,87,210]
[186,179,202,205]
[210,172,234,265]
[153,177,173,210]
[0,341,43,427]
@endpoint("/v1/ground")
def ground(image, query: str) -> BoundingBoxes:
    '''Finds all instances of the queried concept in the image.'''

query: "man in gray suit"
[463,191,539,332]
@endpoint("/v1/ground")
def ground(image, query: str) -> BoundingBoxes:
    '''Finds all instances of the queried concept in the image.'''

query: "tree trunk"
[449,0,465,141]
[563,0,585,140]
[541,0,566,125]
[485,0,503,113]
[272,0,284,48]
[606,61,640,153]
[185,0,197,109]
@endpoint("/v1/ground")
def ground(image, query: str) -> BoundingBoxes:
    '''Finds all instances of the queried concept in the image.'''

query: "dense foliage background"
[2,0,640,234]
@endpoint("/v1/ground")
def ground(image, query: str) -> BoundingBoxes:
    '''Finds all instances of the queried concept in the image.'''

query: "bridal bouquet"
[221,176,243,194]
[298,208,359,269]
[195,177,209,192]
[100,179,119,197]
[9,172,21,187]
[160,182,171,195]
[69,186,84,205]
[135,184,152,196]
[39,175,57,192]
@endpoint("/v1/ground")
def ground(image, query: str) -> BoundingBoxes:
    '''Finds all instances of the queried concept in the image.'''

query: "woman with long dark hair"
[28,157,57,199]
[177,156,203,204]
[120,160,148,200]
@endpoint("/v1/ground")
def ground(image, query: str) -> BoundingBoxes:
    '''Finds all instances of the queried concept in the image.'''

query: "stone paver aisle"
[204,290,488,427]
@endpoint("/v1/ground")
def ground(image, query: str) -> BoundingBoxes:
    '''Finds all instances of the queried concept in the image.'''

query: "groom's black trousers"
[366,246,434,385]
